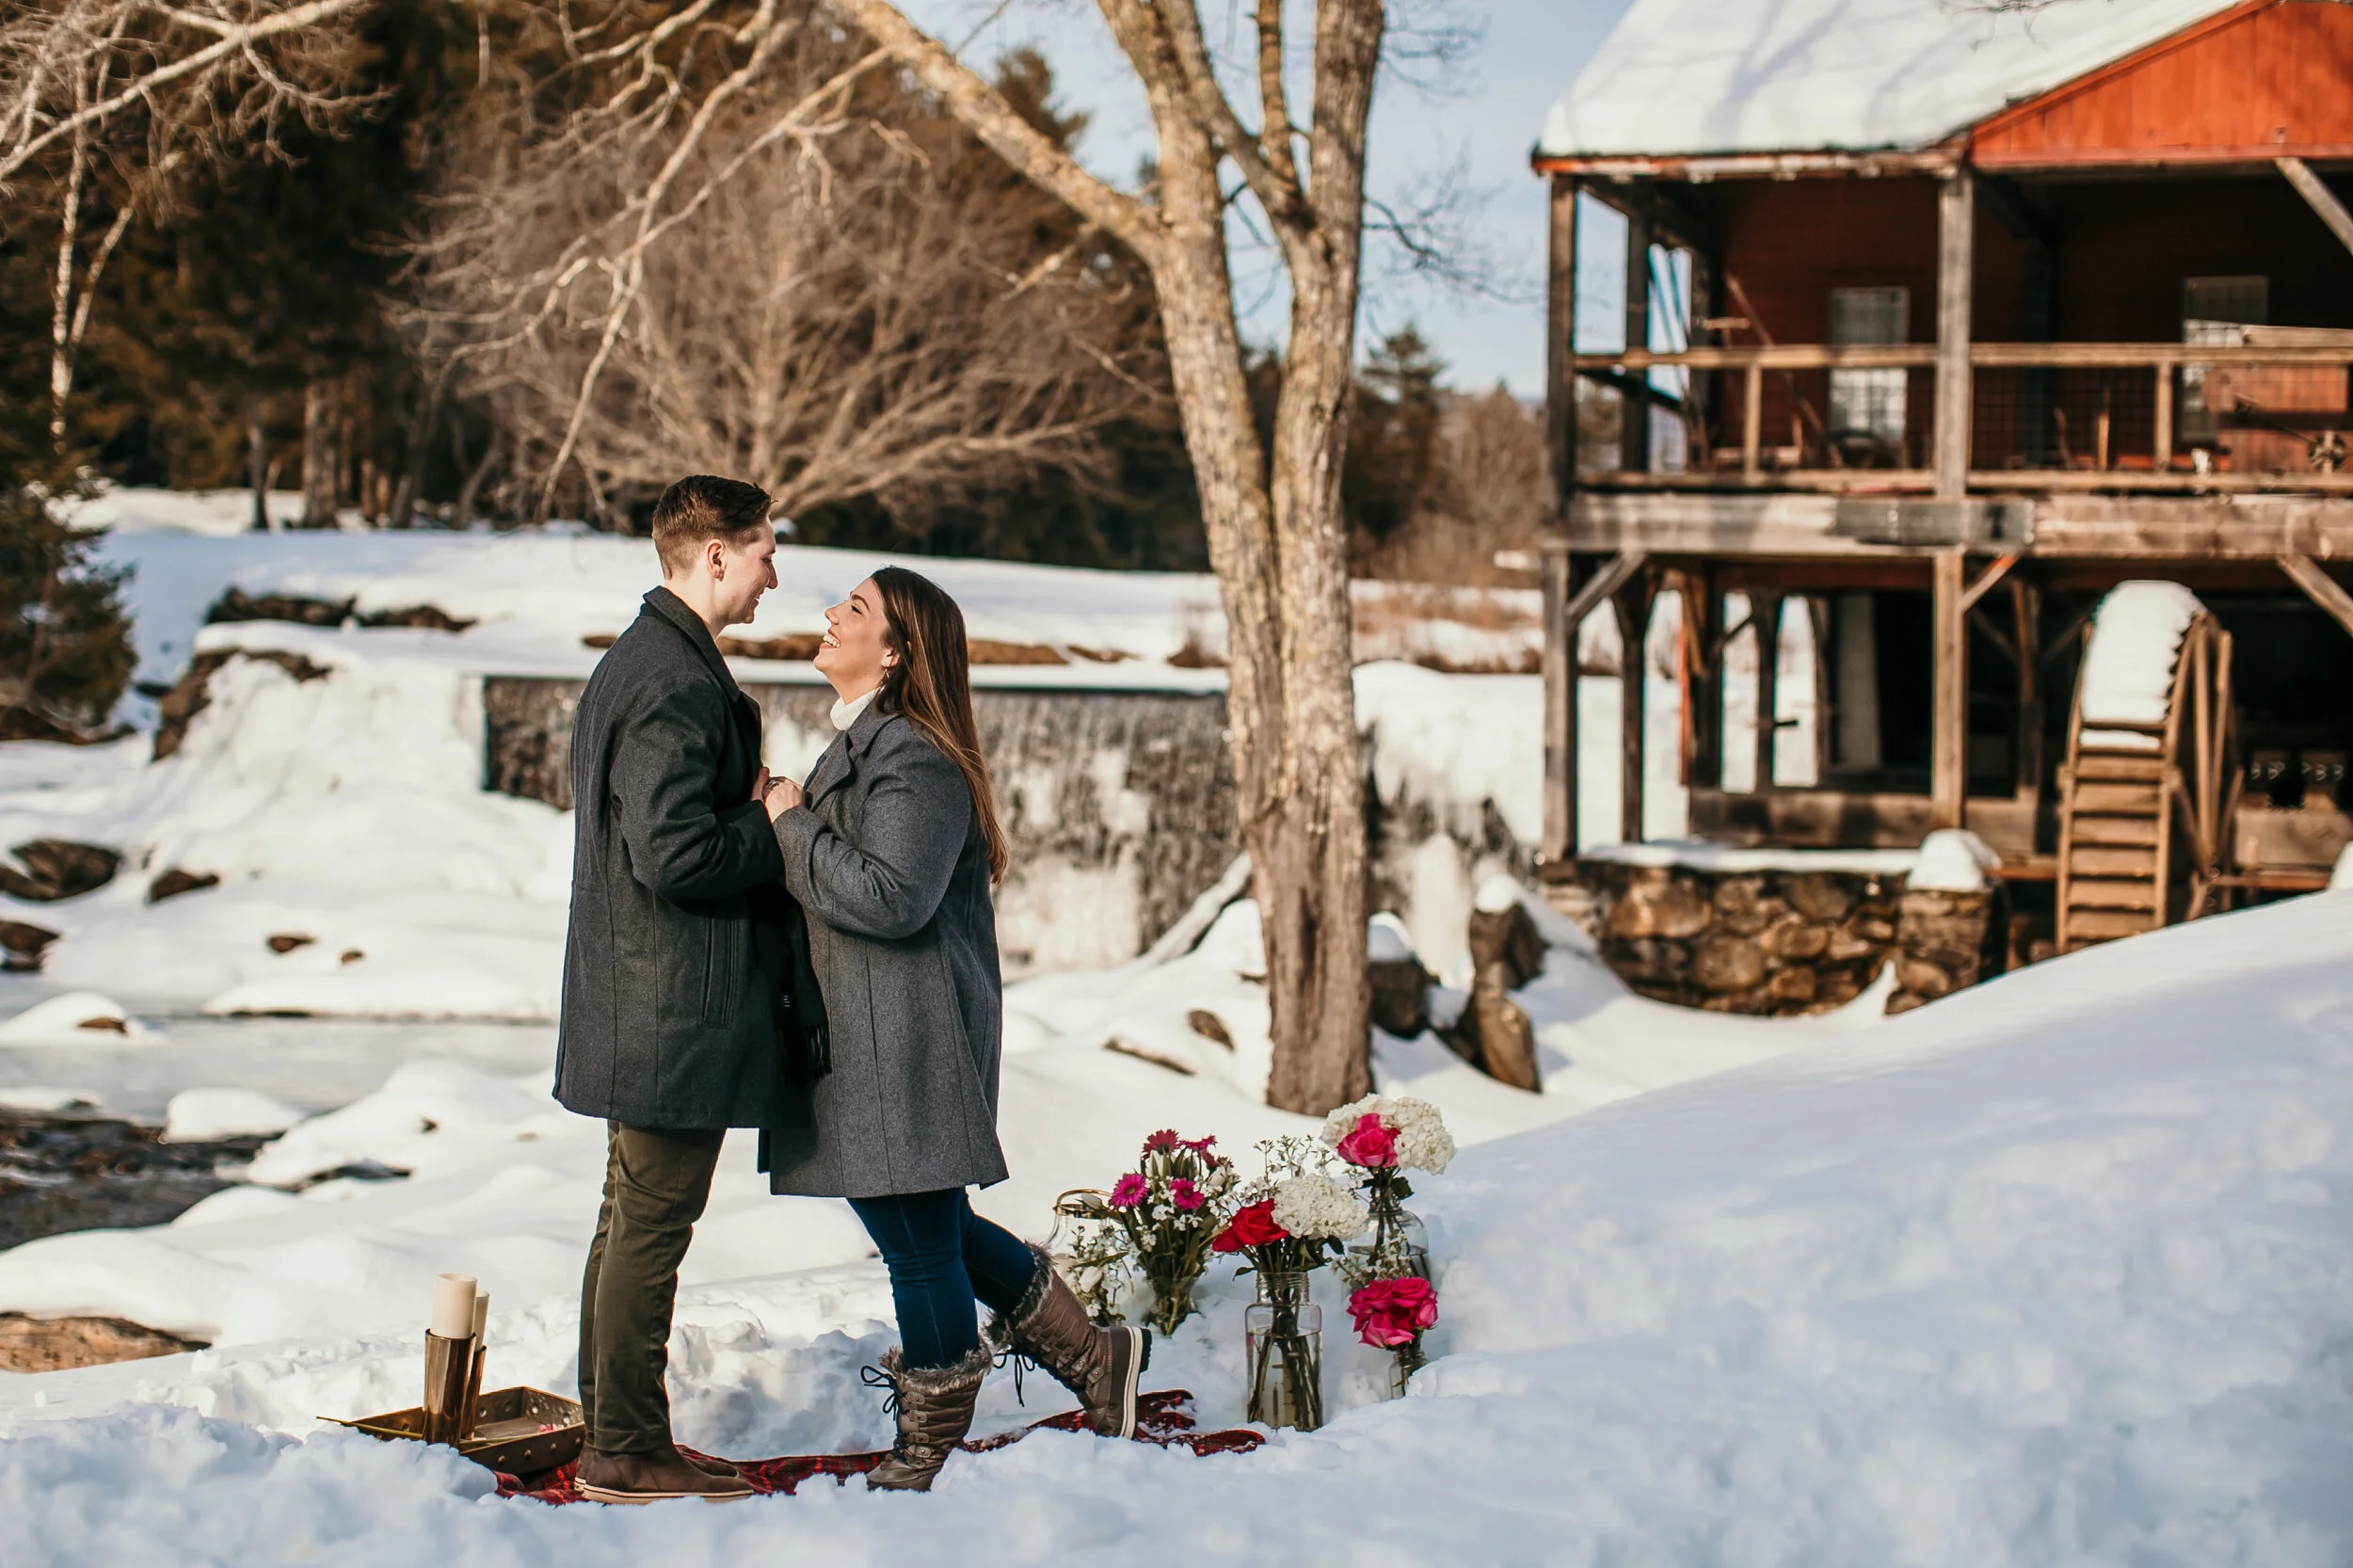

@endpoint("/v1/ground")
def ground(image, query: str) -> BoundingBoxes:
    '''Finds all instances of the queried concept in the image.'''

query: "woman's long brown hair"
[869,566,1009,882]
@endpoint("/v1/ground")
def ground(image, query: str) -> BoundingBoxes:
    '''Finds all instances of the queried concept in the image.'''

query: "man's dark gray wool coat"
[554,586,797,1130]
[760,701,1008,1198]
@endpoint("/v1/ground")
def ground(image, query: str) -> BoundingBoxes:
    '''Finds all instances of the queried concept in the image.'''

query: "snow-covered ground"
[1,886,2345,1563]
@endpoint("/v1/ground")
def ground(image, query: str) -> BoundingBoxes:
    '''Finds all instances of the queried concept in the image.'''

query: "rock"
[1608,937,1691,984]
[356,603,476,632]
[0,920,59,969]
[1895,956,1957,1000]
[0,1314,209,1373]
[1718,895,1788,937]
[1465,968,1539,1092]
[1884,991,1929,1016]
[1368,955,1433,1037]
[0,840,120,902]
[1185,1008,1234,1048]
[1711,875,1767,914]
[1849,916,1897,943]
[1692,935,1766,994]
[1766,966,1817,1004]
[1606,875,1713,940]
[1467,901,1547,992]
[153,649,330,760]
[205,586,353,626]
[0,707,102,744]
[1824,927,1881,962]
[339,949,365,966]
[1104,1038,1196,1075]
[1783,873,1854,922]
[267,933,316,954]
[148,868,219,904]
[75,1015,128,1033]
[1757,917,1830,961]
[716,632,823,660]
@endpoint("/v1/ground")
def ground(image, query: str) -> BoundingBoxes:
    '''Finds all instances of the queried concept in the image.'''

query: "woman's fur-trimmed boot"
[993,1242,1147,1439]
[863,1343,992,1492]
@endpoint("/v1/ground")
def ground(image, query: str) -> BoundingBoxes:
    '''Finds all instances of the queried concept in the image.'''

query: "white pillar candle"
[430,1273,478,1339]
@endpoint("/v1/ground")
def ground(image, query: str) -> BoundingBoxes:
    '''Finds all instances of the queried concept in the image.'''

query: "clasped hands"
[752,767,804,821]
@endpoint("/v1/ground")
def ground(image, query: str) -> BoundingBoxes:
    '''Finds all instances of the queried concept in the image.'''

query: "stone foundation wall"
[1577,857,2009,1017]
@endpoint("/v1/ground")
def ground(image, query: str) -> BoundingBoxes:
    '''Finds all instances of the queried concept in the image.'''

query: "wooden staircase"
[2055,611,2237,953]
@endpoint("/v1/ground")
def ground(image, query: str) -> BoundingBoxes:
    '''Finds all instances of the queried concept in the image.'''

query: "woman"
[760,566,1144,1492]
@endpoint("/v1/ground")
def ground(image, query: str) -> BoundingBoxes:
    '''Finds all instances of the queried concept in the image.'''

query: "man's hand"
[751,766,772,805]
[764,775,805,821]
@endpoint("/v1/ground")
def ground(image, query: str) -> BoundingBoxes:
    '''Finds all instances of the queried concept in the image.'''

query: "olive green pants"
[577,1122,726,1454]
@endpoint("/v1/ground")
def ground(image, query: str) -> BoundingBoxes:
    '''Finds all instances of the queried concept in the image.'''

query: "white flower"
[1319,1094,1455,1175]
[1271,1173,1367,1241]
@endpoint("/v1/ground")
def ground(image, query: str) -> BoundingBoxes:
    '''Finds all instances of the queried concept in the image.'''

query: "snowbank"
[1543,0,2231,158]
[161,1089,303,1144]
[0,993,152,1046]
[0,888,2345,1563]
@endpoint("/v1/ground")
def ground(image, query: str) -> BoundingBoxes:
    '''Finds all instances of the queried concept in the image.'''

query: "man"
[554,474,794,1504]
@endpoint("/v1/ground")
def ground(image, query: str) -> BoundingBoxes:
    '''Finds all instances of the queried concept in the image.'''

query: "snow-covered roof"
[1540,0,2235,161]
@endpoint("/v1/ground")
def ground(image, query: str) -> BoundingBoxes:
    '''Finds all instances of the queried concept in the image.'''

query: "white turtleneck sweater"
[830,687,878,732]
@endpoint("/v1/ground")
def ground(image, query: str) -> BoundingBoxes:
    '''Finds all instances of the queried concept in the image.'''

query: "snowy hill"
[1,889,2346,1562]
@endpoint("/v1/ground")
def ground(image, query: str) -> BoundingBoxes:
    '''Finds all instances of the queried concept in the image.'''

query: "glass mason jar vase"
[1348,1188,1430,1282]
[1243,1270,1325,1432]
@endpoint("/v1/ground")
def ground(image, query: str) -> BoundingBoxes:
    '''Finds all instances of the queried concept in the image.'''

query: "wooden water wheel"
[2055,600,2240,952]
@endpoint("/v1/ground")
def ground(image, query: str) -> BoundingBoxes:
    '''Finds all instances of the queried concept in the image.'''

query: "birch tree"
[828,0,1384,1113]
[0,1,376,460]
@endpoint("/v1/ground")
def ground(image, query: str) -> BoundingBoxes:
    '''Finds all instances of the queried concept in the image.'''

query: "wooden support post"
[2153,363,2174,472]
[2279,156,2353,259]
[1934,169,1975,501]
[1750,592,1785,792]
[1740,360,1763,477]
[2279,553,2353,637]
[1545,176,1580,513]
[1613,573,1656,843]
[1931,552,1967,829]
[2011,578,2043,818]
[1540,547,1583,863]
[1621,195,1653,474]
[1806,596,1835,787]
[1685,570,1722,793]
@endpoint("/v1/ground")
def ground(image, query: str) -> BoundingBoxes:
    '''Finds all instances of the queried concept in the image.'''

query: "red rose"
[1211,1199,1288,1253]
[1336,1112,1399,1169]
[1347,1276,1437,1349]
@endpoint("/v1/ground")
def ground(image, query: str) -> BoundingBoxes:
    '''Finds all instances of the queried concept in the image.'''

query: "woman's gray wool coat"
[553,586,794,1131]
[760,701,1009,1198]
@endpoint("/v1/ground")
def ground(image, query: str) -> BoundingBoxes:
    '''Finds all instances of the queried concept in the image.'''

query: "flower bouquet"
[1323,1096,1454,1394]
[1061,1130,1235,1336]
[1211,1139,1366,1432]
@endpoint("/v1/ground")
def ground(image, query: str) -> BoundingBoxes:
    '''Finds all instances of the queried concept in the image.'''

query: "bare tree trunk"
[247,395,271,531]
[48,129,87,455]
[301,376,339,527]
[386,367,448,530]
[834,0,1383,1112]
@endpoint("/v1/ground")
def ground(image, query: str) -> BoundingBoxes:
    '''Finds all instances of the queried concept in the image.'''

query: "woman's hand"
[764,774,805,821]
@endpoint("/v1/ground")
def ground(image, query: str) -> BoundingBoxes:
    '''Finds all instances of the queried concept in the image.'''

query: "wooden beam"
[1545,176,1579,518]
[1751,591,1785,792]
[1683,568,1723,794]
[1935,170,1976,501]
[2279,553,2353,637]
[1540,548,1580,862]
[2278,156,2353,260]
[1960,553,2018,613]
[2010,578,2043,814]
[1614,573,1657,843]
[1621,196,1654,474]
[1561,549,1649,634]
[1931,552,1967,829]
[1572,343,2353,372]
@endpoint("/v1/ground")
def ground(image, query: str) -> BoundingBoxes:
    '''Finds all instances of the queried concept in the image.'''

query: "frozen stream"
[0,975,553,1124]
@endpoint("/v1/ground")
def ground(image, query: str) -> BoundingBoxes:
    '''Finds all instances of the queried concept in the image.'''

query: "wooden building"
[1535,0,2353,948]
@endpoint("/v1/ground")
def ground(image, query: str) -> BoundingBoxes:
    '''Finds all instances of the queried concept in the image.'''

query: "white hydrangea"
[1271,1172,1367,1241]
[1319,1094,1455,1176]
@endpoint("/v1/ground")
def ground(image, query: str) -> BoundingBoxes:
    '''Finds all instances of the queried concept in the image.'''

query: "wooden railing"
[1571,342,2353,493]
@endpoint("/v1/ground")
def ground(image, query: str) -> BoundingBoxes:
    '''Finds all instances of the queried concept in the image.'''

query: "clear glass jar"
[1350,1191,1430,1281]
[1243,1270,1325,1431]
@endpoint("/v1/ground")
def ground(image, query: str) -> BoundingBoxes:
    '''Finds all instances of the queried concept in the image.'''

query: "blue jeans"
[848,1189,1039,1370]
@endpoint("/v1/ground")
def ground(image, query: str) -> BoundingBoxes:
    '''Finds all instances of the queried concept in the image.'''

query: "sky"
[901,0,1641,397]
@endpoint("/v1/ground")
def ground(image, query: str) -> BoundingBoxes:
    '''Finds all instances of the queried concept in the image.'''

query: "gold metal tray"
[330,1385,584,1476]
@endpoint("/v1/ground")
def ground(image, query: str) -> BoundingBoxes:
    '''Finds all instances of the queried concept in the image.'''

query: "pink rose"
[1335,1112,1399,1169]
[1169,1177,1206,1210]
[1347,1276,1437,1349]
[1109,1173,1149,1208]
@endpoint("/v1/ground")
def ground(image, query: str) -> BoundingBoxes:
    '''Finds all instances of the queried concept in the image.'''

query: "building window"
[2182,276,2269,444]
[1827,286,1909,463]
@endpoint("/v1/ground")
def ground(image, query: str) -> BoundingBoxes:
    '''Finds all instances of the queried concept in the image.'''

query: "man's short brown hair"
[650,475,773,575]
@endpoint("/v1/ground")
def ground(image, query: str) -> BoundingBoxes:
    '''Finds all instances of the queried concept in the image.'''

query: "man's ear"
[704,536,728,579]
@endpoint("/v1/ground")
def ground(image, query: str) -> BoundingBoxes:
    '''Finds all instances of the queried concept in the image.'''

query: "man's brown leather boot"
[576,1443,754,1503]
[864,1344,992,1492]
[994,1242,1147,1439]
